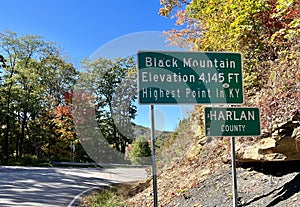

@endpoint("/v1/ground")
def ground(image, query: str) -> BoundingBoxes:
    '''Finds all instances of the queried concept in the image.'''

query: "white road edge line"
[67,186,102,207]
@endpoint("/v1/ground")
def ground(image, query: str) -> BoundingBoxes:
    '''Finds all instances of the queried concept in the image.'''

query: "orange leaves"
[53,91,76,141]
[71,91,96,126]
[159,0,187,17]
[162,0,300,52]
[54,105,71,118]
[63,91,73,104]
[159,7,171,17]
[54,91,74,119]
[175,10,187,25]
[256,0,300,45]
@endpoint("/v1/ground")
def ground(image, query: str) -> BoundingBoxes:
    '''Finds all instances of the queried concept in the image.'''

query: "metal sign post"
[150,105,158,207]
[204,106,261,207]
[231,136,238,207]
[137,50,251,207]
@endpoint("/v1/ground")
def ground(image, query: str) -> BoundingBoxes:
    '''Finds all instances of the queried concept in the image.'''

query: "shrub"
[129,136,152,165]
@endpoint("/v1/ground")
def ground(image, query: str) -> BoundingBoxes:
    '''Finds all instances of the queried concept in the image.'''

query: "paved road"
[0,166,147,207]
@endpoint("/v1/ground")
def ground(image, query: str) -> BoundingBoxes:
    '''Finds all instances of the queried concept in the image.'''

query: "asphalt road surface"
[0,166,147,207]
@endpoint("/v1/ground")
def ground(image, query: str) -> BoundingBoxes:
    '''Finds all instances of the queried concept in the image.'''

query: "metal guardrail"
[49,161,150,168]
[49,161,101,167]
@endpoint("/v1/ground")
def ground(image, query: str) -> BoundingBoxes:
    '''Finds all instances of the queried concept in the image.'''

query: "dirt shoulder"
[167,165,300,207]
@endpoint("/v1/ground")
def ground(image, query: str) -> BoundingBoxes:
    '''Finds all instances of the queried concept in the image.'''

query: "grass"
[80,187,124,207]
[80,180,151,207]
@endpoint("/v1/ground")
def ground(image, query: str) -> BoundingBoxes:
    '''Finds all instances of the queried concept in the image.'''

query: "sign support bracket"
[150,105,158,207]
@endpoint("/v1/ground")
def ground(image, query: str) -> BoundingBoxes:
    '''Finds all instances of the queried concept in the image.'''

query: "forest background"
[0,0,300,167]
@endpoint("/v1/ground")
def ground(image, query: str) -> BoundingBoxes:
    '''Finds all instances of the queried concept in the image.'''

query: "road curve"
[0,166,147,207]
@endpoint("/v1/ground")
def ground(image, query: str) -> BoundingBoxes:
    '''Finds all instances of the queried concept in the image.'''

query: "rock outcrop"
[237,111,300,162]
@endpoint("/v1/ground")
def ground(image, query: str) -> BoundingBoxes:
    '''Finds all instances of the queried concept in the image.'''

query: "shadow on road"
[0,166,121,206]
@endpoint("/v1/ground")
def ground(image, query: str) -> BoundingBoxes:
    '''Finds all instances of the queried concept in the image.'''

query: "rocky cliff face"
[237,111,300,162]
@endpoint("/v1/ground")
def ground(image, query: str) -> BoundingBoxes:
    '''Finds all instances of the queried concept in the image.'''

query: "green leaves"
[79,56,137,155]
[161,0,300,91]
[129,136,152,165]
[0,31,78,162]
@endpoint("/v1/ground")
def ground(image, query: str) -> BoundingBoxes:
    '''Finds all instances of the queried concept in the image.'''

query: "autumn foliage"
[0,31,90,164]
[160,0,300,132]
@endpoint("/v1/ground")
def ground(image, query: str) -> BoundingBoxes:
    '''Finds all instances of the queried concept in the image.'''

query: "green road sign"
[204,107,261,137]
[137,50,243,104]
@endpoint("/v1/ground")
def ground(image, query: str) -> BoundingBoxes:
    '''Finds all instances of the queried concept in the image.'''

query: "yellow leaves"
[159,7,170,17]
[276,0,294,11]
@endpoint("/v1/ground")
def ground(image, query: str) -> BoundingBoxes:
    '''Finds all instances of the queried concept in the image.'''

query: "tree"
[129,136,152,165]
[79,57,137,157]
[0,54,5,68]
[160,0,300,91]
[0,31,78,163]
[159,0,300,132]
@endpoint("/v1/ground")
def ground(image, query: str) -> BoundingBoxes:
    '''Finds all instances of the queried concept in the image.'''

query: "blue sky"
[1,0,193,131]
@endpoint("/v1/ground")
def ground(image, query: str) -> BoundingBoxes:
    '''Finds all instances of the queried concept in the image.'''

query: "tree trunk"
[3,113,10,164]
[3,88,13,163]
[19,113,27,158]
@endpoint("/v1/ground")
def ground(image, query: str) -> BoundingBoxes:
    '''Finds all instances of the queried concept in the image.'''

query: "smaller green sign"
[204,107,261,137]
